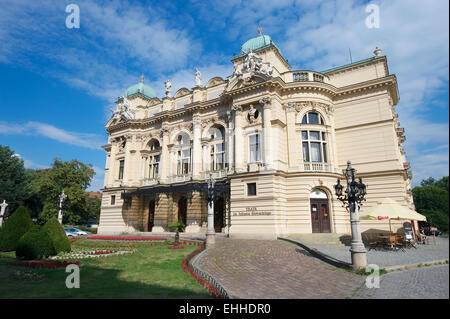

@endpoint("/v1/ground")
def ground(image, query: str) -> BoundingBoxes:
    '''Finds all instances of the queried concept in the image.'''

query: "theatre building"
[98,32,414,238]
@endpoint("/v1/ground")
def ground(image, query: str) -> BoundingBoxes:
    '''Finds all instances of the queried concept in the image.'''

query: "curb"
[279,237,449,274]
[185,245,233,299]
[384,259,449,273]
[278,237,352,270]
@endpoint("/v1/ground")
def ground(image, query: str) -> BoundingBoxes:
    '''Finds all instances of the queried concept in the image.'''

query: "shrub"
[16,226,56,260]
[0,206,33,251]
[41,217,71,254]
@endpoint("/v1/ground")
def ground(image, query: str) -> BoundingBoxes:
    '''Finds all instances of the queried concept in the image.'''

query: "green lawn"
[0,238,210,299]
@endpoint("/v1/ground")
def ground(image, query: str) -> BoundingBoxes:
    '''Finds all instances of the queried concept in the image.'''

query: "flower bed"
[10,260,80,269]
[182,253,226,299]
[51,250,134,260]
[168,245,185,249]
[86,235,167,241]
[73,242,166,248]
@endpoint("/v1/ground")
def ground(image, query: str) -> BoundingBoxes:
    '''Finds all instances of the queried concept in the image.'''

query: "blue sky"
[0,0,448,191]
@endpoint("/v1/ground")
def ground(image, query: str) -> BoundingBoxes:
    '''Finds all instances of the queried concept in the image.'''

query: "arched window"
[176,133,191,175]
[209,125,226,171]
[147,140,161,179]
[301,112,324,125]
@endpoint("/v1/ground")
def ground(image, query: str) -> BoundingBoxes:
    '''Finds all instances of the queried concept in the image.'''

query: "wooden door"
[178,197,187,229]
[148,200,155,232]
[310,199,331,233]
[214,197,224,233]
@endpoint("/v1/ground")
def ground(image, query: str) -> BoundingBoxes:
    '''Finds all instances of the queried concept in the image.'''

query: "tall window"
[118,160,125,179]
[249,134,261,162]
[176,134,191,175]
[148,140,161,179]
[302,131,327,163]
[209,126,225,171]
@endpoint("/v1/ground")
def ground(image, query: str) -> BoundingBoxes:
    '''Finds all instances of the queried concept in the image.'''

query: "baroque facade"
[99,33,414,238]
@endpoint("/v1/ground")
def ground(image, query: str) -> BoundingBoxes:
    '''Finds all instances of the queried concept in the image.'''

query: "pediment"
[174,88,191,98]
[206,77,226,88]
[226,73,269,92]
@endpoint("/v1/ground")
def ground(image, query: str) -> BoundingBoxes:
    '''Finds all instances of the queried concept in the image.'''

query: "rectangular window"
[309,131,320,140]
[301,131,308,140]
[249,134,260,162]
[323,143,328,163]
[118,160,124,179]
[310,142,322,162]
[247,183,257,196]
[111,195,116,205]
[302,142,310,162]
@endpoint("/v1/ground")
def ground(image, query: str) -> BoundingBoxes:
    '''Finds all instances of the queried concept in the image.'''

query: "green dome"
[126,82,157,99]
[240,34,281,55]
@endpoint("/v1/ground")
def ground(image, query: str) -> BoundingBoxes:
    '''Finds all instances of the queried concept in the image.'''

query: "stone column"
[233,104,244,172]
[201,139,209,173]
[260,97,272,169]
[226,110,234,172]
[123,134,132,184]
[108,139,118,186]
[160,125,170,183]
[192,115,202,180]
[286,103,300,169]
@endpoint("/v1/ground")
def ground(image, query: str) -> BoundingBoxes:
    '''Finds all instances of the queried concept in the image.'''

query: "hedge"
[41,217,71,254]
[0,206,33,251]
[16,225,56,260]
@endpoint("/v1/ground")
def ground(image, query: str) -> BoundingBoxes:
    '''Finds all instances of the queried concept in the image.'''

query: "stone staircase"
[285,233,350,246]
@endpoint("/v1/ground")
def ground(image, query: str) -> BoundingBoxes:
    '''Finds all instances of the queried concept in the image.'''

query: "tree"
[0,145,30,213]
[413,177,449,232]
[29,159,95,225]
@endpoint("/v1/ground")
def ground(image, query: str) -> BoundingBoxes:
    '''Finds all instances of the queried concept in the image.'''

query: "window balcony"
[303,162,331,172]
[141,178,159,186]
[202,169,228,179]
[170,174,193,183]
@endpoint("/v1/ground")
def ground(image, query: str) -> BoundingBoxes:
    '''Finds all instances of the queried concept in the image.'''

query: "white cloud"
[0,121,105,150]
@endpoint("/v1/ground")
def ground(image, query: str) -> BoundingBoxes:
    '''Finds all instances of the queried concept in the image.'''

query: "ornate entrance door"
[214,197,224,233]
[148,200,155,232]
[310,199,331,233]
[178,197,187,229]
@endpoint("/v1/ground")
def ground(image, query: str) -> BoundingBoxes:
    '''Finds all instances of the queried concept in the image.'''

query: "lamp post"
[0,200,8,228]
[334,161,367,270]
[206,173,216,247]
[57,190,67,225]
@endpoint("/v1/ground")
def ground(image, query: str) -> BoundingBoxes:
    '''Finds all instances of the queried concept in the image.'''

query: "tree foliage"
[29,159,95,225]
[413,176,449,232]
[0,145,30,213]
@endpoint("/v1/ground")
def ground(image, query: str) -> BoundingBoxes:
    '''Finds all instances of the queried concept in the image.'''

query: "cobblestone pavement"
[353,264,449,299]
[305,237,449,268]
[197,238,365,299]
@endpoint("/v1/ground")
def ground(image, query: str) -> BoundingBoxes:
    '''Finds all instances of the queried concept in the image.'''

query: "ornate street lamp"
[206,173,216,247]
[57,190,68,225]
[0,200,8,228]
[334,161,367,270]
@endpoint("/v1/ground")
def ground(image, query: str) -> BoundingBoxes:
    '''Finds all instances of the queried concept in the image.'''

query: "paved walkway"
[197,238,365,299]
[353,264,449,299]
[300,237,449,268]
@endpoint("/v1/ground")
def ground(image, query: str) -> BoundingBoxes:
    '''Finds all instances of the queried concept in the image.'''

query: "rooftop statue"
[110,96,135,122]
[195,68,202,87]
[164,80,172,97]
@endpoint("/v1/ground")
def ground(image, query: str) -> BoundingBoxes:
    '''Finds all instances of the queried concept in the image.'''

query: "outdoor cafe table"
[378,234,402,250]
